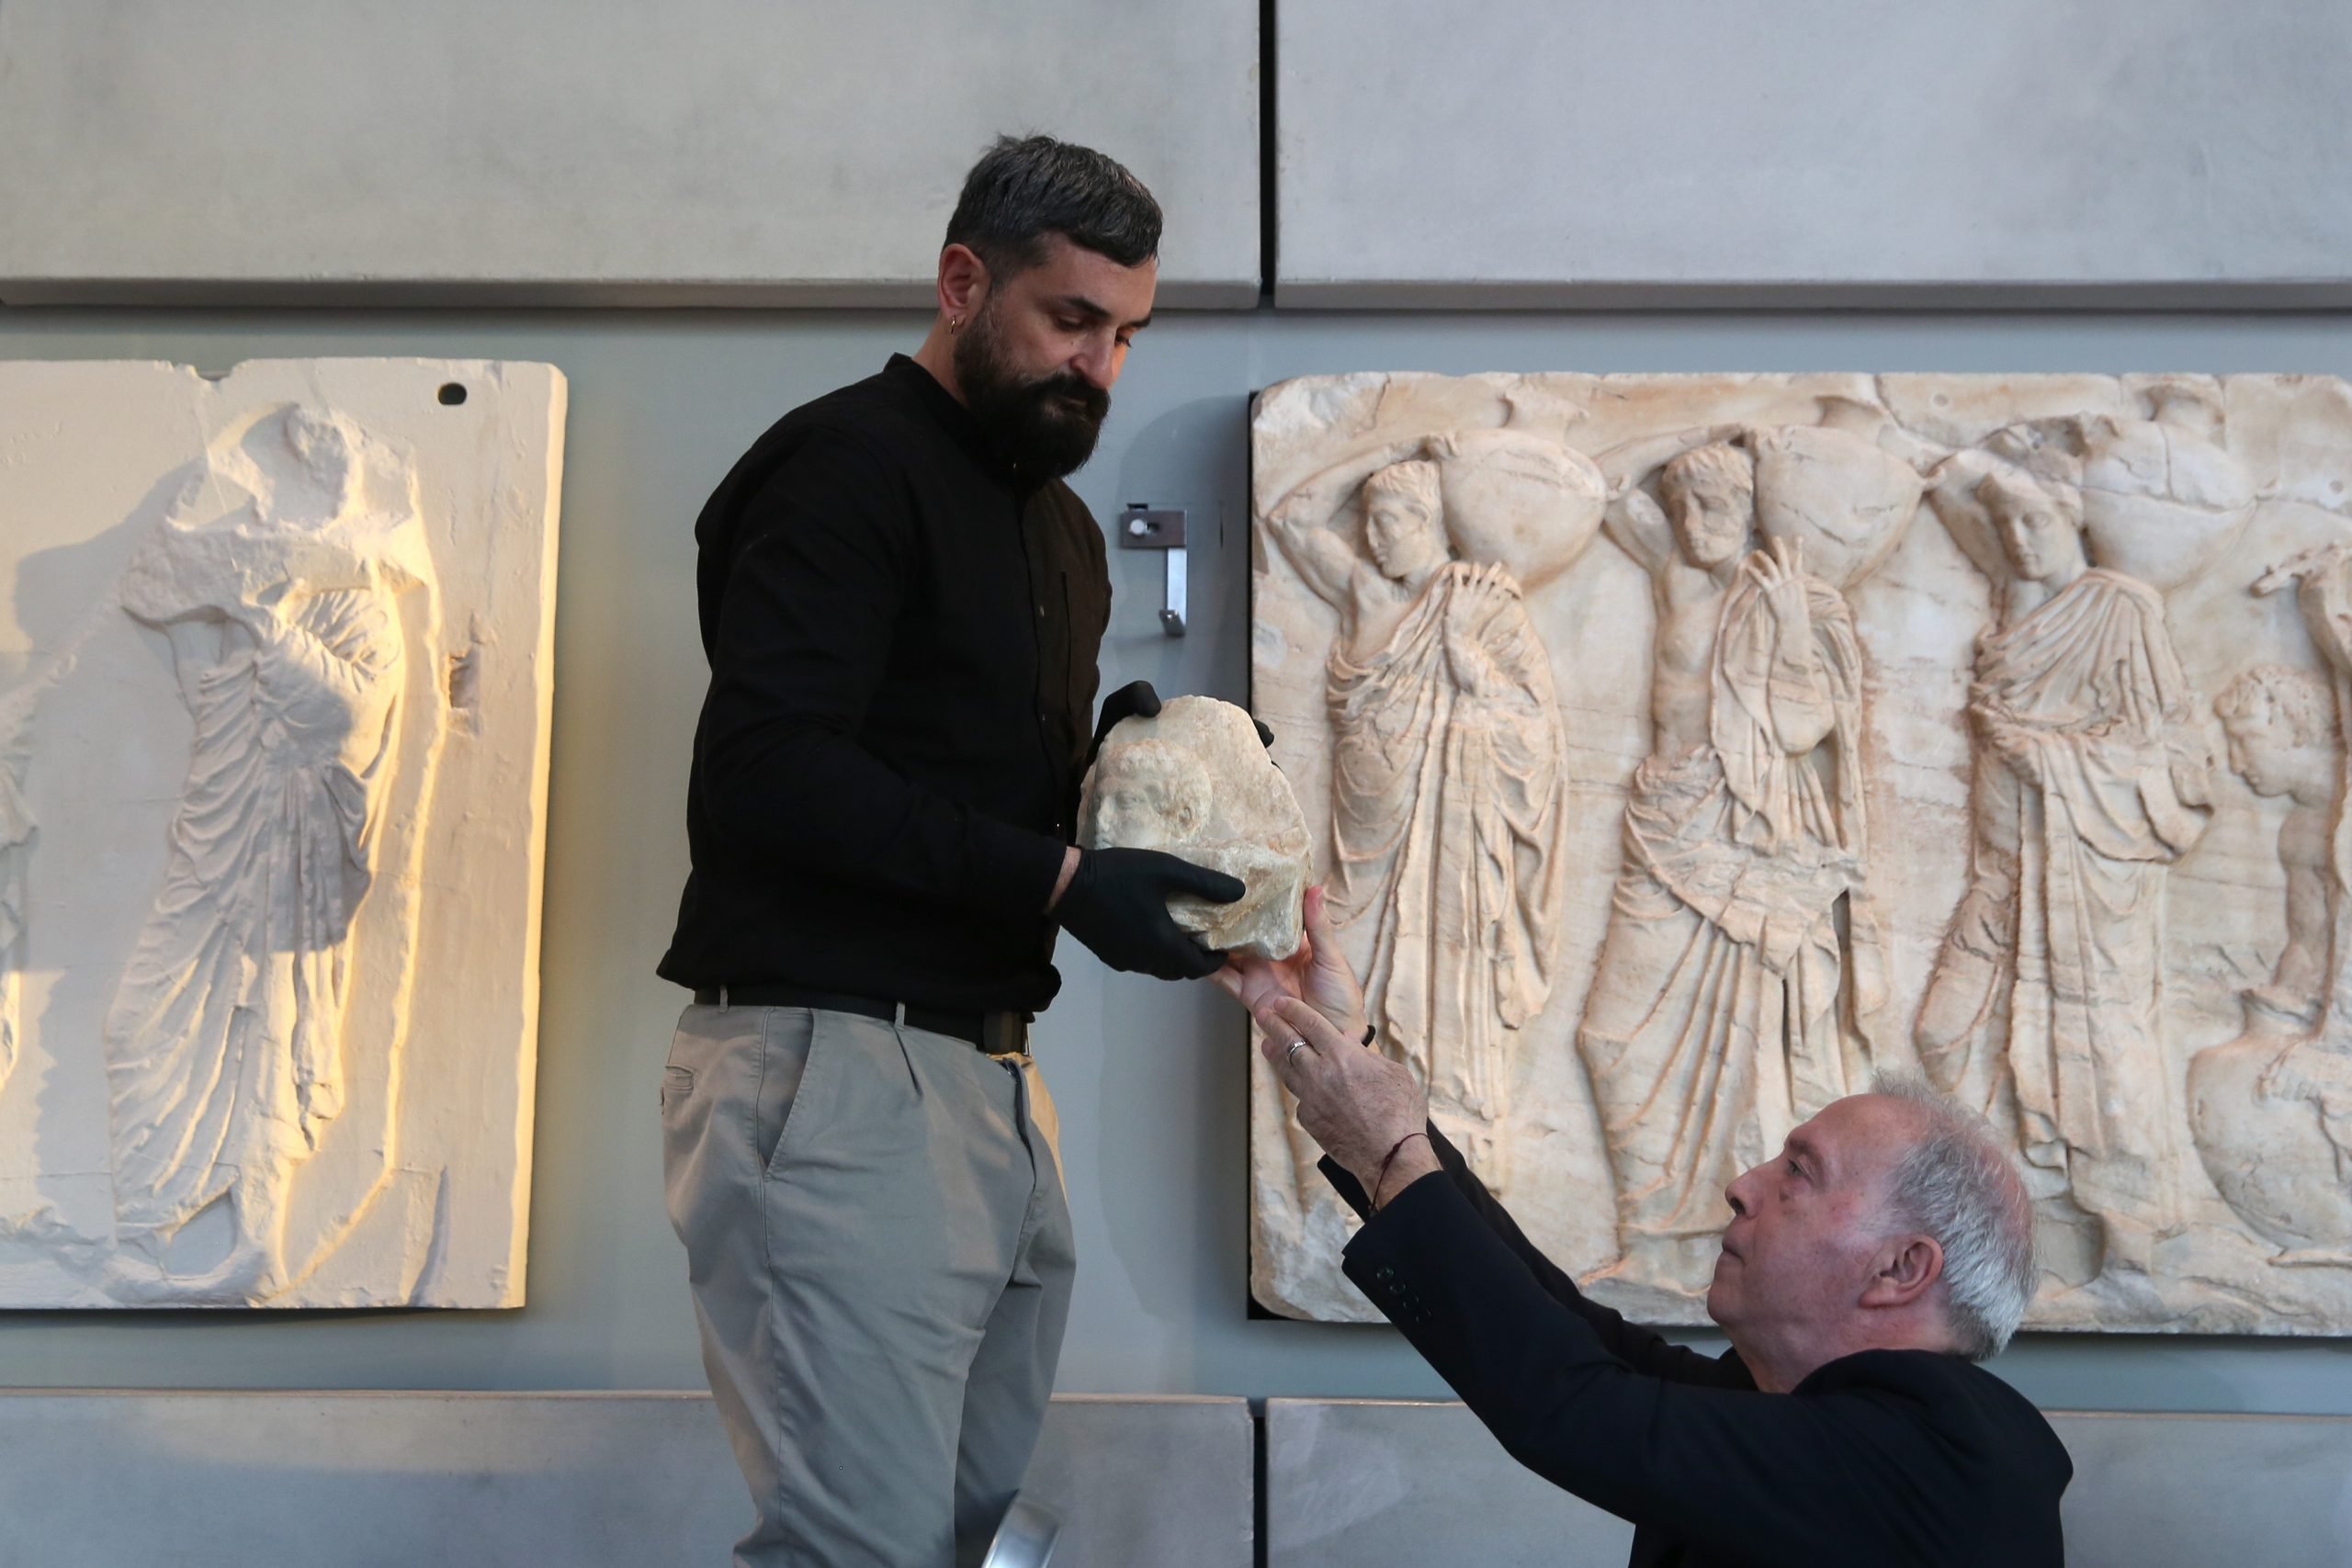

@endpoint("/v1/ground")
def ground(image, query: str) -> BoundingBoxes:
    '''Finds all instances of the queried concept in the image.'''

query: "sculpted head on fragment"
[1093,740,1214,851]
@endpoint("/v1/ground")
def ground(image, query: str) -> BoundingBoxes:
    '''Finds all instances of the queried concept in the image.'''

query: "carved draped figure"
[104,528,409,1260]
[1578,565,1867,1285]
[1926,568,2209,1259]
[1328,559,1566,1179]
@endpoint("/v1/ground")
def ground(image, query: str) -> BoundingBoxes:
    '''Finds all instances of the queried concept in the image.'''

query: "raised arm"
[1261,491,1360,608]
[1322,1130,1734,1386]
[1602,485,1678,580]
[1345,1172,2022,1562]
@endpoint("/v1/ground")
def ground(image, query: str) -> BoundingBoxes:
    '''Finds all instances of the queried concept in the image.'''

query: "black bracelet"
[1372,1130,1431,1210]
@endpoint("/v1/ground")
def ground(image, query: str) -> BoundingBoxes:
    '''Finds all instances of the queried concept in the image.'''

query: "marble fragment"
[1250,371,2352,1335]
[0,358,563,1308]
[1079,696,1311,962]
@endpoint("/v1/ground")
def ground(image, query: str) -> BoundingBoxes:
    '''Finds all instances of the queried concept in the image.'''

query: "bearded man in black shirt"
[658,136,1241,1568]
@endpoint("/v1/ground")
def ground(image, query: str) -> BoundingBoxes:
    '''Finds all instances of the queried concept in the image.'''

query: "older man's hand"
[1251,993,1434,1206]
[1216,885,1366,1039]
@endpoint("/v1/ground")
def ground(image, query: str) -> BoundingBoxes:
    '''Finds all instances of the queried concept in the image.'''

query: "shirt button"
[1036,603,1046,618]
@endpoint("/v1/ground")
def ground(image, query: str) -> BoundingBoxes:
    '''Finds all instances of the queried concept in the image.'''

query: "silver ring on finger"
[1283,1039,1310,1072]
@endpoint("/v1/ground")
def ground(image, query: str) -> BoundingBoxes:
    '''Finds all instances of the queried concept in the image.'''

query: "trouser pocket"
[659,1003,822,1248]
[756,1008,826,1179]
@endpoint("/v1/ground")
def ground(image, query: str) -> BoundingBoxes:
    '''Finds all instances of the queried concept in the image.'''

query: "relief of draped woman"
[104,406,433,1299]
[1916,459,2211,1281]
[1265,457,1567,1185]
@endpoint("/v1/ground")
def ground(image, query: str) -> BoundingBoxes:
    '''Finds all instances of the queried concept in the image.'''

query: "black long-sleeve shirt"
[1326,1134,2070,1567]
[658,355,1111,1013]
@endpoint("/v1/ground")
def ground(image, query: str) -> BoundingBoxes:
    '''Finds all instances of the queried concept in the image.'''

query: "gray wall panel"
[0,1,1259,306]
[1266,1400,1634,1567]
[1276,0,2352,305]
[0,1392,1251,1568]
[1266,1400,2352,1566]
[2052,1412,2352,1567]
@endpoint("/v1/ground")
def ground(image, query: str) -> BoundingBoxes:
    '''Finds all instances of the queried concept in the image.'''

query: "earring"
[950,315,963,332]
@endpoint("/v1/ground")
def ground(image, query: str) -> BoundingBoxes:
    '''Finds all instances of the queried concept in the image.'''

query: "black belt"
[692,986,1030,1055]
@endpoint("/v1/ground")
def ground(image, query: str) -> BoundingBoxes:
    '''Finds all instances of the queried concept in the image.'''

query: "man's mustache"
[1029,374,1109,425]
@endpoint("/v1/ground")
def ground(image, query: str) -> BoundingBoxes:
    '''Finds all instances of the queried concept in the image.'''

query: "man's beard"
[953,307,1111,479]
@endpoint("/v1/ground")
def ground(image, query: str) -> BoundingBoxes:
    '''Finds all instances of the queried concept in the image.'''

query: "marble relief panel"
[0,359,563,1307]
[1250,371,2352,1333]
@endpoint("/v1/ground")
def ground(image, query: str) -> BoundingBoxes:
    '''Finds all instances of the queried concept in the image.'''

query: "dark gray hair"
[1871,1071,2038,1360]
[944,134,1161,281]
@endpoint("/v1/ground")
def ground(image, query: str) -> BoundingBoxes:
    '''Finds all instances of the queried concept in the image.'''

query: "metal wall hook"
[1116,504,1188,637]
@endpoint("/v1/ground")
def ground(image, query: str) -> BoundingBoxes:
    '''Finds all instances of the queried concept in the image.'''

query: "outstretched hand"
[1216,886,1367,1043]
[1221,887,1434,1205]
[1250,992,1430,1204]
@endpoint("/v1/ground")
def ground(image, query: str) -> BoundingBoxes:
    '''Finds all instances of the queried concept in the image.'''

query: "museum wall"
[3,305,2350,1415]
[1273,0,2352,305]
[0,0,1261,305]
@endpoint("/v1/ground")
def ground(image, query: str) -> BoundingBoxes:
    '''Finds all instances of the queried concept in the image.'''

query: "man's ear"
[938,243,989,322]
[1860,1234,1943,1312]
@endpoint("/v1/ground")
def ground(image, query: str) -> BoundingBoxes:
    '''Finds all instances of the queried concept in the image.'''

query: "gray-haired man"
[1223,889,2070,1566]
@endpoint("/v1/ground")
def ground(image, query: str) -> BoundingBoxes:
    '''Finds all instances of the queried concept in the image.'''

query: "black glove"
[1055,847,1246,981]
[1088,680,1162,767]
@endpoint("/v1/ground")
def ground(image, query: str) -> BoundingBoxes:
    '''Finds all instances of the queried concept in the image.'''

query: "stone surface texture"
[1251,371,2352,1334]
[1080,694,1313,961]
[0,1391,1253,1568]
[0,357,563,1307]
[0,0,1258,306]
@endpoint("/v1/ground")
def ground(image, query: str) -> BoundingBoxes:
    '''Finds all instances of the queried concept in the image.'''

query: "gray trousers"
[661,1002,1076,1567]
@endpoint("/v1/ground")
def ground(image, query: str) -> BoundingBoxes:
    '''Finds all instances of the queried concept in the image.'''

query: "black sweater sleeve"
[1340,1171,2007,1565]
[693,431,1065,920]
[1320,1129,1736,1385]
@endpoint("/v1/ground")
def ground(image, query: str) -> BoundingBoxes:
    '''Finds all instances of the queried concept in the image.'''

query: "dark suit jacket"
[1325,1132,2070,1567]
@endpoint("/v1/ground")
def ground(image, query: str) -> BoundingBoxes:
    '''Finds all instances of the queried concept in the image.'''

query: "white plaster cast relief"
[0,359,564,1308]
[1251,371,2352,1334]
[0,705,27,1100]
[1080,695,1312,963]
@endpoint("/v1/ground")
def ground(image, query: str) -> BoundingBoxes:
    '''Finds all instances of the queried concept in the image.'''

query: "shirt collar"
[885,352,1043,493]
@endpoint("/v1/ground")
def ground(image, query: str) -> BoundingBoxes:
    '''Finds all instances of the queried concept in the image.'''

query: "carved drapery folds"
[0,360,561,1309]
[1251,372,2352,1333]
